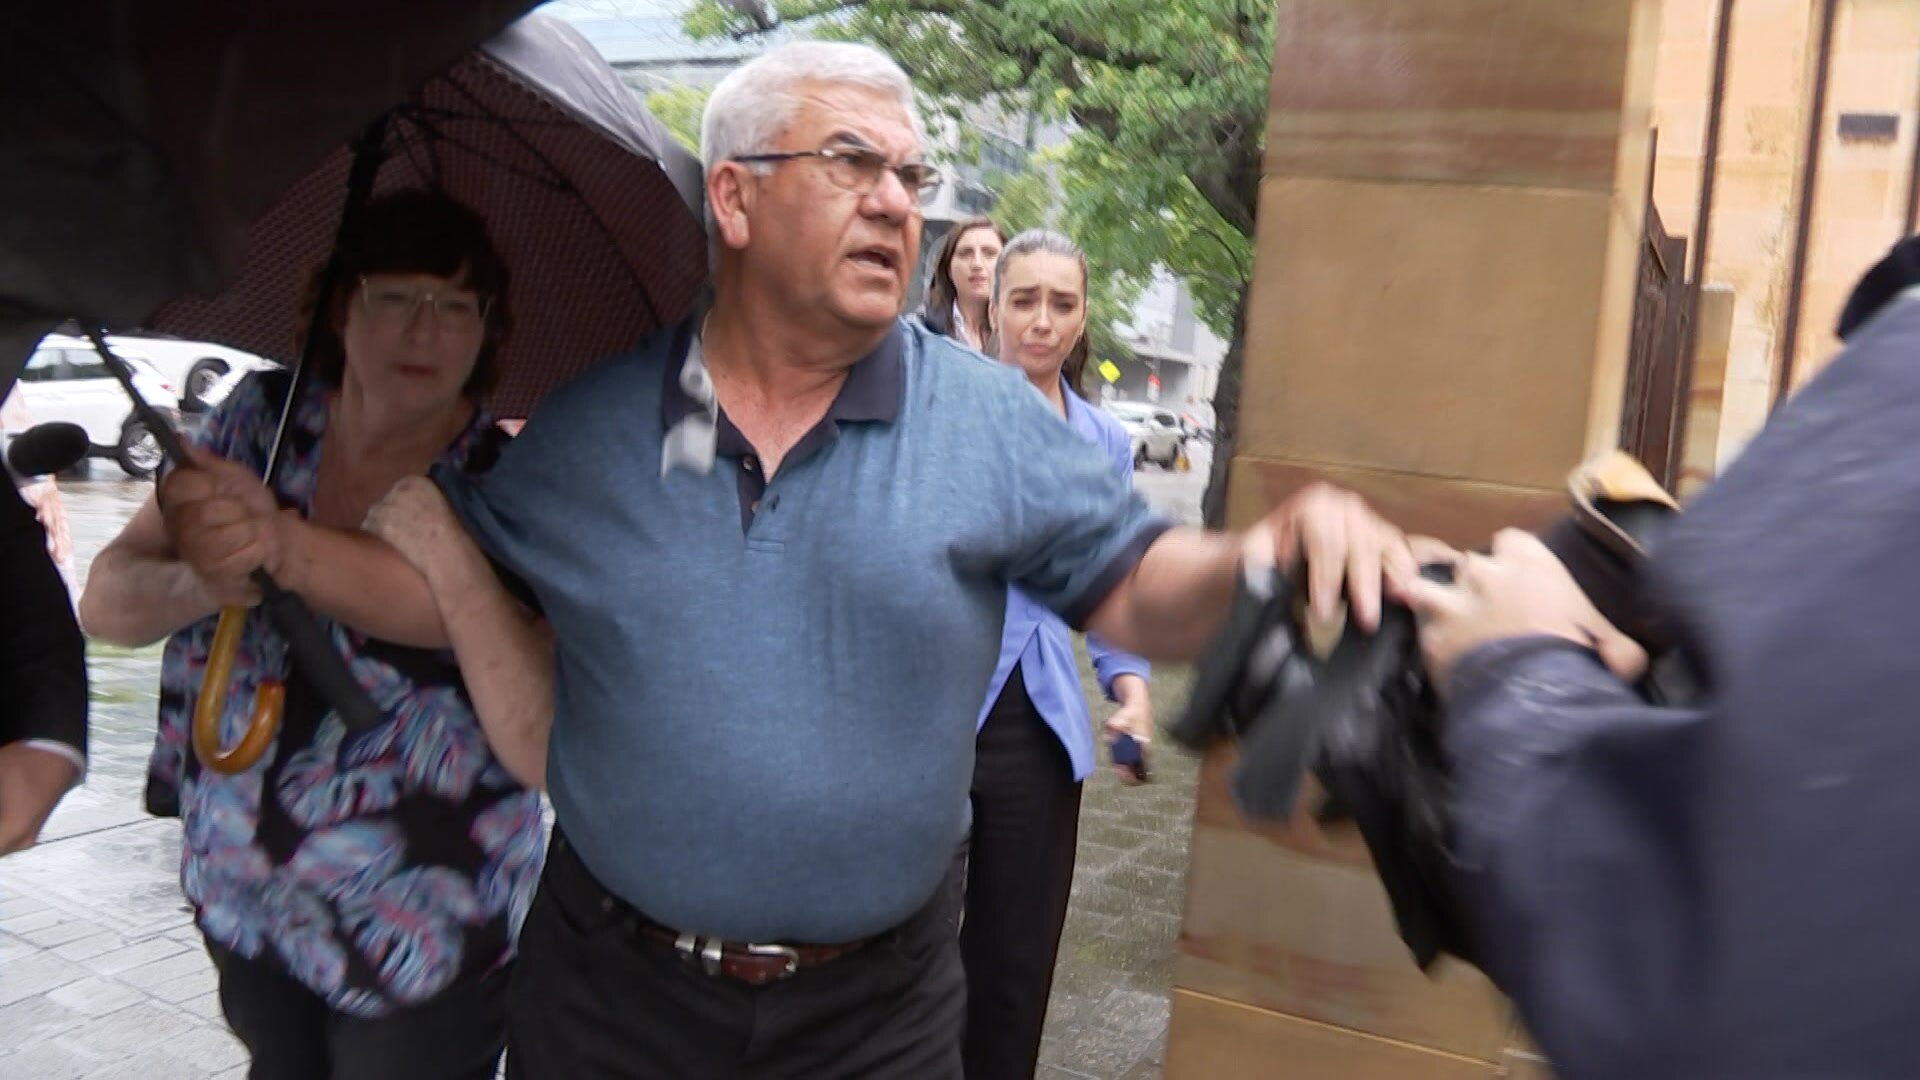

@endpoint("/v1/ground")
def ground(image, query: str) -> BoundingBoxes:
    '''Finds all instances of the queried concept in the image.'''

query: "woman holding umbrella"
[80,190,543,1079]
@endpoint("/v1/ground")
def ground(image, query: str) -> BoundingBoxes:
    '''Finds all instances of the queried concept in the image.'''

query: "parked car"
[102,330,279,413]
[198,359,278,413]
[1178,414,1215,444]
[12,335,182,478]
[1107,401,1185,469]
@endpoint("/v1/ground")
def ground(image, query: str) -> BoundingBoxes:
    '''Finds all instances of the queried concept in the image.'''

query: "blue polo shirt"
[435,316,1167,943]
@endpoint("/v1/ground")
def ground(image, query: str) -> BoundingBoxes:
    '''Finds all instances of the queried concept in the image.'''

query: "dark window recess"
[1838,112,1899,142]
[955,184,994,216]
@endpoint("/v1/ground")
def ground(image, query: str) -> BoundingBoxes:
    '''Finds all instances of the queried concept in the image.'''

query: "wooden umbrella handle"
[191,605,285,774]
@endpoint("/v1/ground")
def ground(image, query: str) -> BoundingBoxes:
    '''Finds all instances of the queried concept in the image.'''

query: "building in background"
[1650,0,1920,464]
[909,107,1044,312]
[1100,271,1226,429]
[571,16,787,89]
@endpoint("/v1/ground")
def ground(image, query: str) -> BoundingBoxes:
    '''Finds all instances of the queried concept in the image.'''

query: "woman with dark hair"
[80,188,541,1080]
[918,216,1005,353]
[958,228,1154,1079]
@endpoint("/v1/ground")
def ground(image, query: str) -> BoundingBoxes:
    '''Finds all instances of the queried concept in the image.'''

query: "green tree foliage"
[646,84,712,154]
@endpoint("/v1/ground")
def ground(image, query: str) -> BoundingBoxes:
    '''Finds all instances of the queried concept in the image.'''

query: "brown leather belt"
[549,830,878,988]
[636,921,873,987]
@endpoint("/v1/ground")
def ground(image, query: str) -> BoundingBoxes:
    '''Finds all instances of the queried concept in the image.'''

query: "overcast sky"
[536,0,688,21]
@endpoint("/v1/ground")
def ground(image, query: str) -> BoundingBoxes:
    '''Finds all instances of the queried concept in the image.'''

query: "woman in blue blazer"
[954,229,1155,1079]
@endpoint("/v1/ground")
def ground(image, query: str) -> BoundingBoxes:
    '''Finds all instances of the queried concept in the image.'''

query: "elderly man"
[161,41,1408,1077]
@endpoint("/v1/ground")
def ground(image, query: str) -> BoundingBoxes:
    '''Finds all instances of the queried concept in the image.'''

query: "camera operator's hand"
[1390,528,1647,692]
[1407,534,1464,567]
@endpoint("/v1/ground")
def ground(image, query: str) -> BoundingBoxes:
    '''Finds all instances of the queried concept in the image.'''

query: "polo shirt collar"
[660,317,906,433]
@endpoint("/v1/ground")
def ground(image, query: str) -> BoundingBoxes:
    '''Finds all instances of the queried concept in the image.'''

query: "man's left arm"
[991,384,1411,662]
[1080,527,1241,660]
[1082,486,1417,660]
[0,481,85,854]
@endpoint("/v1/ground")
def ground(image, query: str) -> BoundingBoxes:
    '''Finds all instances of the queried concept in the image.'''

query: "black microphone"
[6,421,91,478]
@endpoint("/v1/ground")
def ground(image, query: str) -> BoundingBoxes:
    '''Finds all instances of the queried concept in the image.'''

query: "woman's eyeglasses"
[358,277,491,333]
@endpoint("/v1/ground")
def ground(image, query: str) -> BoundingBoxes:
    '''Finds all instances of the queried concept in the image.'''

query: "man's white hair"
[700,41,925,232]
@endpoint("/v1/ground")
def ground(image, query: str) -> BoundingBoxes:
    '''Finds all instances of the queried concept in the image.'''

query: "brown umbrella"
[0,0,546,386]
[1,9,708,772]
[149,16,708,773]
[149,15,709,420]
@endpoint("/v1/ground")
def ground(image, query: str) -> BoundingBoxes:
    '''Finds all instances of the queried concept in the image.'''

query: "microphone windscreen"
[6,421,90,477]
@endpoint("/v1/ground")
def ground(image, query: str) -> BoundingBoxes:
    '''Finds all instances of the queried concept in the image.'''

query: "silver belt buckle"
[672,926,710,968]
[746,943,800,980]
[674,932,721,976]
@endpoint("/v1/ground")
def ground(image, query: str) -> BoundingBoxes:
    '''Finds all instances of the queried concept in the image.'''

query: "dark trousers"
[506,831,966,1079]
[205,937,508,1080]
[958,667,1085,1080]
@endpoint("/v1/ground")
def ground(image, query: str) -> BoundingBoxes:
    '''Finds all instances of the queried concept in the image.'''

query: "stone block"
[85,935,189,977]
[1238,176,1614,489]
[118,948,214,992]
[0,950,88,1008]
[1265,0,1661,192]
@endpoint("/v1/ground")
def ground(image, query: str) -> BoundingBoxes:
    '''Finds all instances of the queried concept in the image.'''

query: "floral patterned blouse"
[146,371,544,1017]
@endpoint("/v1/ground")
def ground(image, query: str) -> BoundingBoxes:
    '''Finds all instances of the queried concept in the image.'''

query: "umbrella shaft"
[84,328,193,468]
[87,320,381,733]
[254,570,384,732]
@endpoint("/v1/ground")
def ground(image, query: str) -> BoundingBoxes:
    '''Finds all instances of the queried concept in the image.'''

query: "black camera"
[1170,453,1689,971]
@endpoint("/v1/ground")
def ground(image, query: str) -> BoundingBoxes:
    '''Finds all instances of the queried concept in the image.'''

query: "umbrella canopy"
[149,15,709,419]
[0,1,546,396]
[0,7,710,757]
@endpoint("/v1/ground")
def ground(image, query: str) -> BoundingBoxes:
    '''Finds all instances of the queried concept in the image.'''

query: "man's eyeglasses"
[731,146,943,204]
[358,277,491,333]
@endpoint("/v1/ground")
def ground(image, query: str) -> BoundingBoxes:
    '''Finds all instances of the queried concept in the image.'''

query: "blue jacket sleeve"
[1084,414,1150,700]
[1444,636,1707,1078]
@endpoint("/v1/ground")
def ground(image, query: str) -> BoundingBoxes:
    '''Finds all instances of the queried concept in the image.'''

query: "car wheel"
[1133,443,1147,469]
[116,420,164,479]
[1158,442,1181,470]
[182,358,231,414]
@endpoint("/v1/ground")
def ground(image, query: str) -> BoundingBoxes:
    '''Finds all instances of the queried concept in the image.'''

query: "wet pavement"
[1,457,1208,1079]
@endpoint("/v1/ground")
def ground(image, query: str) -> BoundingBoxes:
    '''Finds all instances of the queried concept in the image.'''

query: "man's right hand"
[1244,483,1420,633]
[157,448,288,607]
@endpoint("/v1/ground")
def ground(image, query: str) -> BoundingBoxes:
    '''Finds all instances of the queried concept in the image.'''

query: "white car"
[1106,401,1185,469]
[101,331,278,414]
[198,360,266,412]
[12,336,182,478]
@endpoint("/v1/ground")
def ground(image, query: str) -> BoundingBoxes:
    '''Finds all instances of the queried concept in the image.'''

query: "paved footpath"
[0,845,248,1079]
